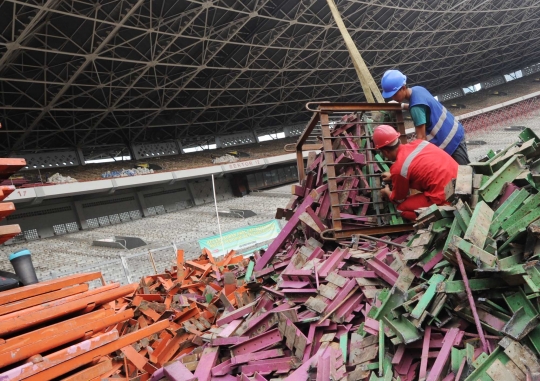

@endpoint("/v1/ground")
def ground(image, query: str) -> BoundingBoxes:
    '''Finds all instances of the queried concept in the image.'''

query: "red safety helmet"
[373,125,400,149]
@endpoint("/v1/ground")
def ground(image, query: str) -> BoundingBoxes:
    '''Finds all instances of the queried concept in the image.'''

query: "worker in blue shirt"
[380,70,470,165]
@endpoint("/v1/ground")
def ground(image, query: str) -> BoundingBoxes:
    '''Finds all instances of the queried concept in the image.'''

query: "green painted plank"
[340,332,348,360]
[503,289,540,355]
[492,188,529,223]
[443,219,462,253]
[463,201,493,249]
[441,277,501,293]
[245,260,255,281]
[505,207,540,237]
[451,236,497,267]
[410,274,445,319]
[379,319,384,377]
[479,155,526,202]
[500,192,540,231]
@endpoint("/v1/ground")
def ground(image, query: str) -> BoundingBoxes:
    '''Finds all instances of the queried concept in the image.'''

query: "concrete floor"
[0,185,292,283]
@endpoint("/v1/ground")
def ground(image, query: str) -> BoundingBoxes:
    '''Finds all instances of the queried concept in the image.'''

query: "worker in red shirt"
[374,125,458,221]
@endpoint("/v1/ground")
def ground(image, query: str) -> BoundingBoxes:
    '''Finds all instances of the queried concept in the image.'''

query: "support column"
[135,191,149,217]
[72,201,88,230]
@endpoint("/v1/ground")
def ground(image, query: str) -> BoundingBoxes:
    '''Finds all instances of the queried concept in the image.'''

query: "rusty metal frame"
[296,102,412,239]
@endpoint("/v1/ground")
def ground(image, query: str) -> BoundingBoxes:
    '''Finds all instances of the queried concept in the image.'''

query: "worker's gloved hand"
[381,171,391,183]
[387,100,407,110]
[380,184,392,201]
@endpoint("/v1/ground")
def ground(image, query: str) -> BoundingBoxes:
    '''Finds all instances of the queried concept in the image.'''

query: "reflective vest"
[400,140,429,179]
[409,86,464,155]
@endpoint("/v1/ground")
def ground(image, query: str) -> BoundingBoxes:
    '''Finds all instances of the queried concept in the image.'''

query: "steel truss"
[0,0,540,156]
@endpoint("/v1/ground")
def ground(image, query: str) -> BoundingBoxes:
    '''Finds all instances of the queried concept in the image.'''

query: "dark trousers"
[451,138,470,165]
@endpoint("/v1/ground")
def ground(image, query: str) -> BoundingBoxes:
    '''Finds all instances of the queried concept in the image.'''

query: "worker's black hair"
[383,139,400,152]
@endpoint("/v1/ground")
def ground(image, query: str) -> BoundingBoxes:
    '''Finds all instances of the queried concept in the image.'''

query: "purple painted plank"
[211,359,234,377]
[149,367,164,381]
[308,155,322,171]
[273,261,291,271]
[287,344,330,381]
[425,328,460,381]
[442,373,455,381]
[232,348,284,365]
[230,328,282,356]
[318,193,331,220]
[307,247,324,261]
[333,291,363,321]
[422,251,444,272]
[324,279,357,313]
[211,375,237,381]
[392,344,406,365]
[278,280,310,289]
[339,214,373,222]
[252,373,269,381]
[255,195,314,271]
[419,325,431,380]
[495,183,520,210]
[254,267,274,278]
[216,301,257,327]
[305,206,327,231]
[211,336,250,346]
[337,270,377,278]
[246,304,290,330]
[282,288,318,293]
[318,248,349,278]
[317,350,331,381]
[282,269,313,277]
[241,358,293,375]
[194,347,220,381]
[164,361,196,381]
[366,257,398,285]
[218,319,242,338]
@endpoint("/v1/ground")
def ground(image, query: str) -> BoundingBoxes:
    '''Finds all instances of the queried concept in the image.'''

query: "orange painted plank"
[138,315,149,328]
[0,283,137,335]
[0,283,88,316]
[228,256,244,265]
[0,202,15,219]
[1,330,119,380]
[157,332,192,366]
[121,345,148,372]
[0,272,102,306]
[0,224,21,244]
[0,185,15,201]
[89,360,123,381]
[141,306,161,322]
[0,158,26,180]
[0,283,120,322]
[185,261,211,273]
[24,320,170,381]
[137,294,164,302]
[60,359,113,381]
[0,309,133,368]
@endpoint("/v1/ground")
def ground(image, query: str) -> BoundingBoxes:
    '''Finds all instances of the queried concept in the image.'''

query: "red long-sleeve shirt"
[389,139,458,205]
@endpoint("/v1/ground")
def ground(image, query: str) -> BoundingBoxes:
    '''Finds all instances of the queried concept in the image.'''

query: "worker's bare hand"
[381,172,391,183]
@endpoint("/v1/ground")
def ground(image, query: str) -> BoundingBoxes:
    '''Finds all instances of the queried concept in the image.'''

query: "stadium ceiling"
[1,0,540,155]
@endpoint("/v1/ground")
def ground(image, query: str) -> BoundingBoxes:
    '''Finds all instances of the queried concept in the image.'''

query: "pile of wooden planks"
[6,127,540,380]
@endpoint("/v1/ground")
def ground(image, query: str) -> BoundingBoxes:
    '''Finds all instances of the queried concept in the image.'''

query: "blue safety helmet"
[381,70,407,98]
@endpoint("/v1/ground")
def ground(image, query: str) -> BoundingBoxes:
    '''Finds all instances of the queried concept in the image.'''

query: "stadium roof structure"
[1,0,540,157]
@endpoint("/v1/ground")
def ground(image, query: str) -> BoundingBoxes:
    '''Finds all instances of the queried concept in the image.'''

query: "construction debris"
[4,127,540,380]
[212,154,240,164]
[101,167,155,178]
[47,172,78,184]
